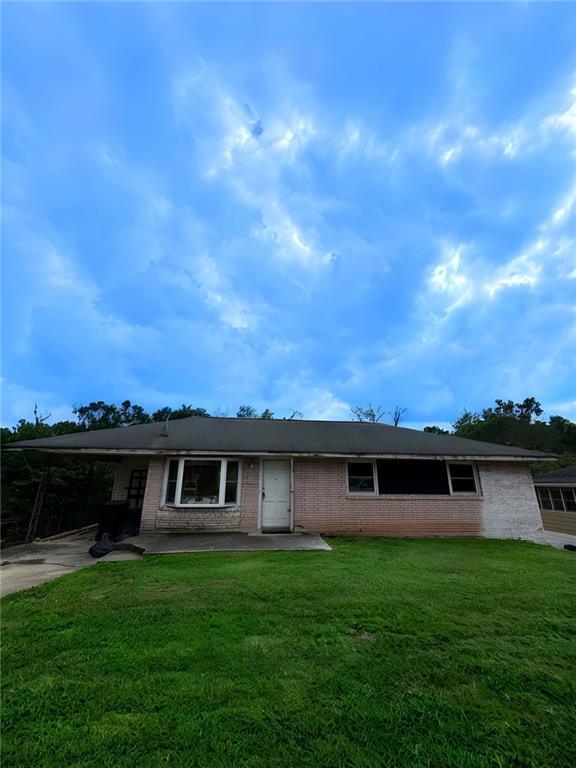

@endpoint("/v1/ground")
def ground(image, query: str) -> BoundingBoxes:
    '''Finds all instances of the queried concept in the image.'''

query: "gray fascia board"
[4,446,556,461]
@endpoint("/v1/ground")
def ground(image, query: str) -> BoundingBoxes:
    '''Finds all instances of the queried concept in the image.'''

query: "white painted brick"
[479,462,545,542]
[111,457,149,501]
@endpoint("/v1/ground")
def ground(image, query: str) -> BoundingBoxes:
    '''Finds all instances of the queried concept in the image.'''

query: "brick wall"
[139,456,260,533]
[123,454,544,541]
[293,458,483,537]
[140,457,163,533]
[479,462,544,542]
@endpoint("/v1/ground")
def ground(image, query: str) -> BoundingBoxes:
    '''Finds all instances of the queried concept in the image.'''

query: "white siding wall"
[479,462,544,542]
[111,457,150,502]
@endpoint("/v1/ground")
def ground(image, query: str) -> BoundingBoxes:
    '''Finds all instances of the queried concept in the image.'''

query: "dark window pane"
[448,464,475,479]
[562,488,576,512]
[538,487,553,510]
[448,464,477,493]
[377,460,450,494]
[550,488,564,511]
[348,462,375,492]
[180,461,220,504]
[165,459,179,503]
[451,478,477,493]
[225,461,239,504]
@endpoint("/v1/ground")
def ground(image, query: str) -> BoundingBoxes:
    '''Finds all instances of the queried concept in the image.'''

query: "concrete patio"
[0,531,331,597]
[128,531,332,555]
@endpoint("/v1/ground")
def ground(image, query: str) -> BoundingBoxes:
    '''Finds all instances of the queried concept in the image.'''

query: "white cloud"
[338,120,397,163]
[298,388,351,421]
[540,85,576,137]
[440,146,461,165]
[0,378,74,427]
[485,238,545,297]
[173,64,334,270]
[428,242,473,314]
[195,254,259,330]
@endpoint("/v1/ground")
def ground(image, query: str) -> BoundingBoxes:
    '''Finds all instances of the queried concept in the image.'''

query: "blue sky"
[2,2,576,429]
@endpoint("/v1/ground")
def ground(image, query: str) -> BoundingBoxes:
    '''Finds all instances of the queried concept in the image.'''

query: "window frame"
[446,462,480,496]
[536,486,553,510]
[346,459,482,497]
[162,457,241,507]
[346,459,379,495]
[536,485,576,513]
[562,487,576,512]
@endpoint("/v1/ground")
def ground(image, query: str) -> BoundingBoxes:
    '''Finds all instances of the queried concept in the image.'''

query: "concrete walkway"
[0,533,141,598]
[544,530,576,549]
[1,531,330,597]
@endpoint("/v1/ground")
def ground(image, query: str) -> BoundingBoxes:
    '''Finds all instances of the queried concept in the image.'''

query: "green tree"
[73,400,151,430]
[151,405,210,422]
[351,404,386,423]
[1,413,114,545]
[449,398,576,475]
[236,406,275,419]
[236,405,258,419]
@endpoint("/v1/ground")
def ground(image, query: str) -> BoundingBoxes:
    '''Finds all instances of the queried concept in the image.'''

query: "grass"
[1,538,575,768]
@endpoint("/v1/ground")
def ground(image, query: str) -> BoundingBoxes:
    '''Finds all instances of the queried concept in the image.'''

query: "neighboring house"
[7,417,554,541]
[533,466,576,545]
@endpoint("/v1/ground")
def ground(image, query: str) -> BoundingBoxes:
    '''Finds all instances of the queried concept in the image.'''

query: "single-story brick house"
[533,466,576,544]
[7,417,554,541]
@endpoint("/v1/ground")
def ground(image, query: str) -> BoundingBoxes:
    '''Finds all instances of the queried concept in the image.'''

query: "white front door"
[261,460,291,531]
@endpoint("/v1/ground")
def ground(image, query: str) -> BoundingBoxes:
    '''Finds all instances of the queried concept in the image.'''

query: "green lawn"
[2,539,575,768]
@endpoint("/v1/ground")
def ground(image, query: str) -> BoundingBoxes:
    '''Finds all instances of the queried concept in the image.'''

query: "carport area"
[0,530,330,597]
[0,530,141,597]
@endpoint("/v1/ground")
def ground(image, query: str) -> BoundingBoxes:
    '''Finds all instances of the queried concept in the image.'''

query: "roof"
[4,416,556,460]
[533,465,576,485]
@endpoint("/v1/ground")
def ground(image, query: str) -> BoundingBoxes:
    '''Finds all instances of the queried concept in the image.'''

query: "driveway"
[1,531,330,597]
[0,532,141,597]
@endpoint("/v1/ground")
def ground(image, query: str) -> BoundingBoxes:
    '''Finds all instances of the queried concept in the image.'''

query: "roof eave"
[3,446,556,461]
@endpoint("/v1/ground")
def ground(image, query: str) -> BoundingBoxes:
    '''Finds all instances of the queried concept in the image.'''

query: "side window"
[225,461,239,504]
[562,488,576,512]
[448,463,477,494]
[537,487,553,510]
[165,460,179,503]
[549,488,565,511]
[347,462,376,493]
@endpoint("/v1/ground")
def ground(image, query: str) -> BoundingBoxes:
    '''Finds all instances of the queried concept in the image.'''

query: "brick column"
[140,457,164,533]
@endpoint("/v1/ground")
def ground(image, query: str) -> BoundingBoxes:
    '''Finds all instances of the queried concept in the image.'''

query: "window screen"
[377,460,450,494]
[348,462,375,493]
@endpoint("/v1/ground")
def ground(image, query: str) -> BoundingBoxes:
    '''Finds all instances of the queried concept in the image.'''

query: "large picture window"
[347,459,479,496]
[164,458,240,506]
[377,459,450,494]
